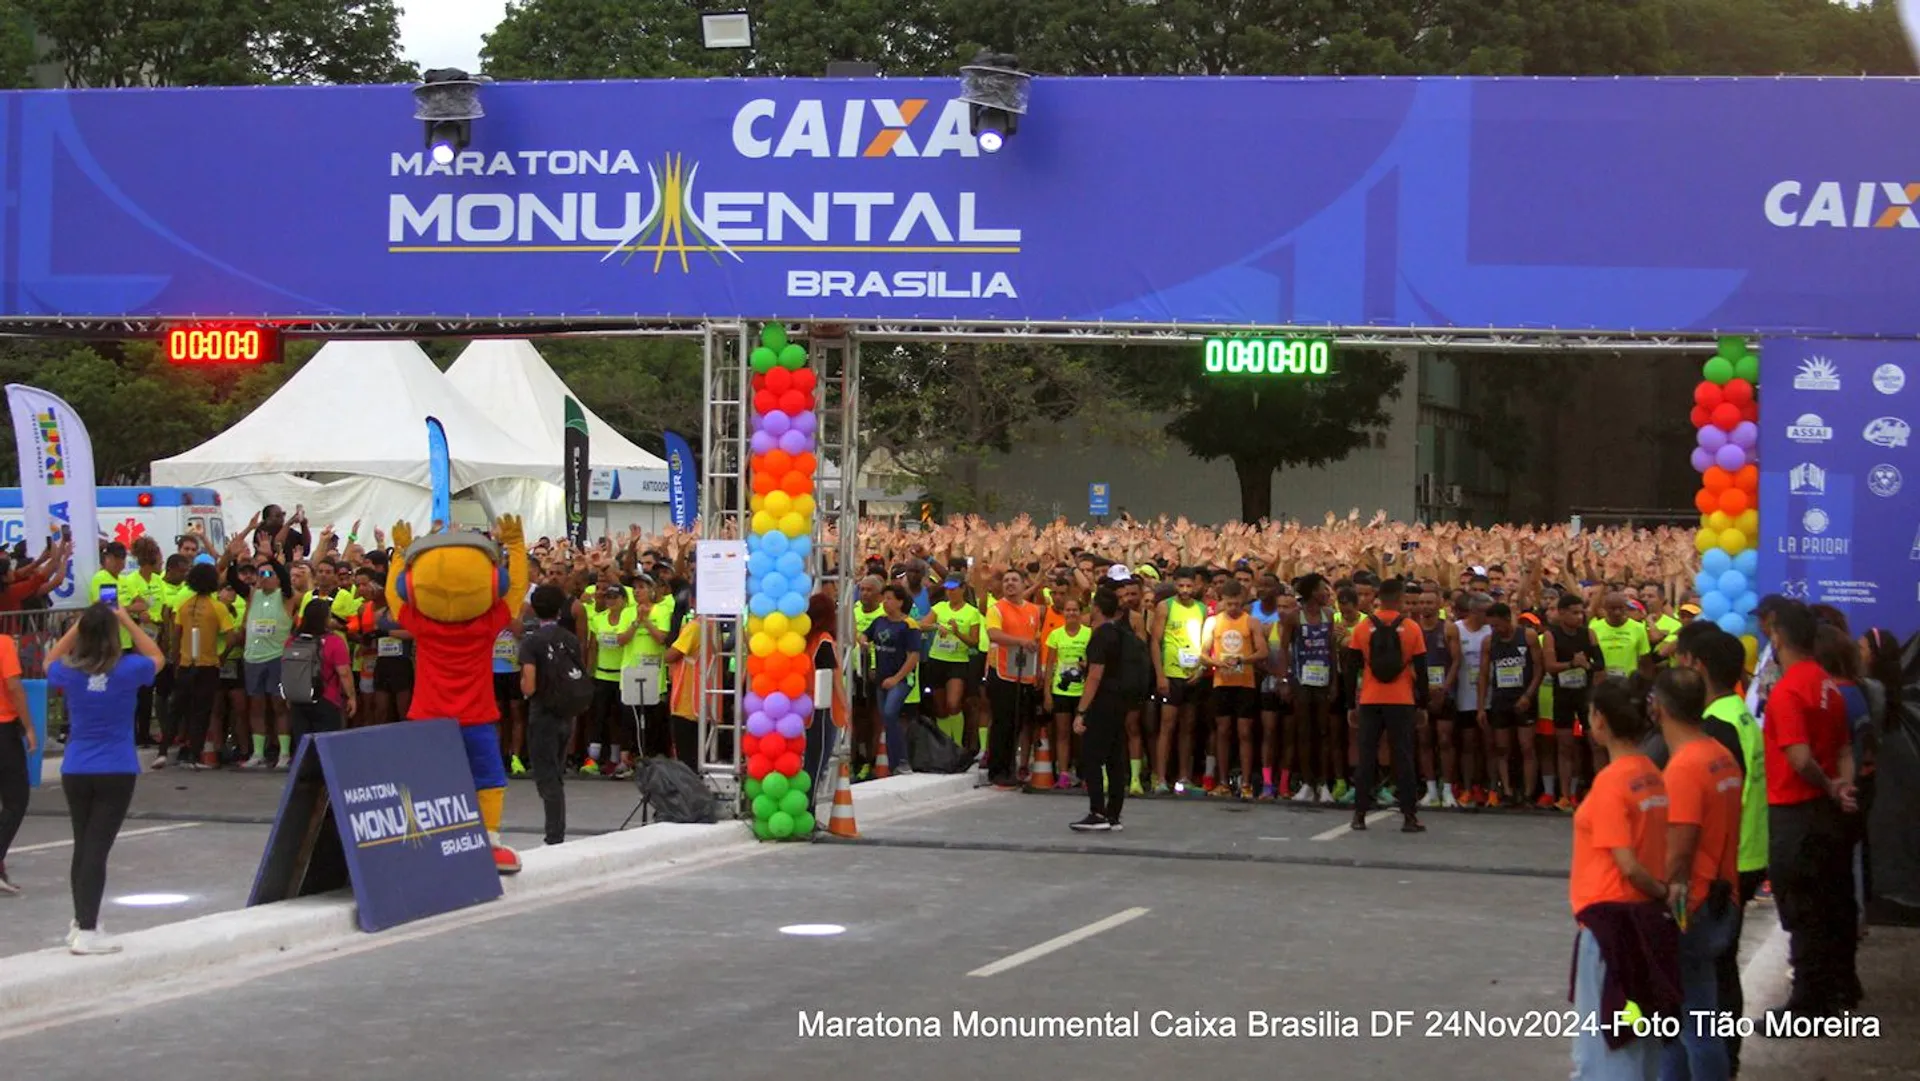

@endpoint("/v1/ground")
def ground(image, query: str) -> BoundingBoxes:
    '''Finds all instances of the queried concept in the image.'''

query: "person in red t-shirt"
[1760,601,1859,1020]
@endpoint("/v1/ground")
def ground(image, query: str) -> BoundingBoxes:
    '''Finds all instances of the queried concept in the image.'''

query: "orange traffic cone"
[1027,734,1055,791]
[827,760,859,838]
[873,729,892,779]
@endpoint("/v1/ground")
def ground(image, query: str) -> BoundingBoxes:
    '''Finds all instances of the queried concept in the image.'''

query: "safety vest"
[811,632,852,731]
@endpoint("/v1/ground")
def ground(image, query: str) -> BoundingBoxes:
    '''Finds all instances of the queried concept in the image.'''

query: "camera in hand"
[1056,664,1084,692]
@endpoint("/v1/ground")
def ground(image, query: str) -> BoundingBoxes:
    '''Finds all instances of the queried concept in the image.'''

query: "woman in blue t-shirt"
[46,602,165,955]
[858,585,921,776]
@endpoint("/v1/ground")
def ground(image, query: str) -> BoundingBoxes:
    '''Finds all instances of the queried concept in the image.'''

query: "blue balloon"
[749,551,774,579]
[762,531,789,555]
[791,575,813,597]
[1695,571,1718,597]
[1716,612,1747,636]
[1718,570,1748,597]
[789,535,813,558]
[1733,549,1758,577]
[1701,591,1731,620]
[749,592,775,617]
[1734,591,1758,615]
[780,591,807,617]
[776,552,805,577]
[761,572,789,598]
[1701,549,1732,576]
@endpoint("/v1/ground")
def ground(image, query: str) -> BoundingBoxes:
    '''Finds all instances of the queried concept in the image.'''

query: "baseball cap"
[941,577,963,590]
[1679,603,1701,616]
[1105,564,1134,583]
[1133,564,1161,581]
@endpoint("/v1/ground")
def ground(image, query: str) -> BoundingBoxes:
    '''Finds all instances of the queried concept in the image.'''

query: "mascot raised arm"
[387,515,529,874]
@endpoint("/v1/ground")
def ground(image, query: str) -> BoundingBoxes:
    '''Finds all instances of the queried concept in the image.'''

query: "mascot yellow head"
[394,531,507,623]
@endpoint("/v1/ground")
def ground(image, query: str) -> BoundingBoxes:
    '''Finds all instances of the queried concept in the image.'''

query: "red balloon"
[780,389,810,414]
[751,673,777,697]
[1702,467,1731,492]
[753,389,780,414]
[1690,405,1711,430]
[1710,403,1741,431]
[791,369,817,393]
[775,752,802,777]
[779,673,807,698]
[765,366,793,393]
[747,754,773,781]
[781,471,810,496]
[741,734,760,758]
[759,733,789,760]
[750,373,768,394]
[1693,382,1723,408]
[791,452,817,476]
[1722,378,1754,406]
[1718,488,1749,516]
[1694,488,1717,515]
[1735,464,1759,492]
[1741,402,1759,424]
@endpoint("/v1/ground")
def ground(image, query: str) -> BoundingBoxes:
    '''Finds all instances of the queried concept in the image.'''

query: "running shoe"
[1127,780,1145,796]
[0,864,18,896]
[1208,781,1234,798]
[149,752,168,771]
[1555,796,1575,813]
[1335,785,1356,806]
[1240,782,1257,801]
[509,755,527,778]
[580,759,601,777]
[1485,789,1504,809]
[1057,773,1078,789]
[1017,767,1031,785]
[1756,879,1773,903]
[1458,787,1479,809]
[1292,781,1312,801]
[1153,782,1172,795]
[1069,813,1111,832]
[1469,785,1488,808]
[1420,785,1443,809]
[240,755,267,770]
[1107,819,1124,832]
[612,764,634,781]
[1259,784,1278,801]
[201,750,221,769]
[1374,785,1394,807]
[1331,779,1350,802]
[69,928,122,955]
[1535,793,1558,810]
[1441,784,1460,809]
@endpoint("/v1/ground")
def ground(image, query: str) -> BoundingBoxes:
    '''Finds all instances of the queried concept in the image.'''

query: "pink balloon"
[1714,443,1747,471]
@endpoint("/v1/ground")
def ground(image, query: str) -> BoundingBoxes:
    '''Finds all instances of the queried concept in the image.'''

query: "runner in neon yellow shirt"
[1589,592,1652,682]
[920,575,981,746]
[1043,597,1091,789]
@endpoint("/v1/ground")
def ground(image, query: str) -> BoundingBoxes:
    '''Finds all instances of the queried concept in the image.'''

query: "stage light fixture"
[959,51,1029,154]
[701,11,753,49]
[413,68,485,165]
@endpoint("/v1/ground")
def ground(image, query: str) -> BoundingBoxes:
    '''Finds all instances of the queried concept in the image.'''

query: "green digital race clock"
[1203,336,1332,376]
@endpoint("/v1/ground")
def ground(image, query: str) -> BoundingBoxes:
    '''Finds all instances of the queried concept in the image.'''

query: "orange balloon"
[751,470,778,495]
[781,471,810,496]
[1694,488,1717,515]
[1717,487,1749,516]
[1702,467,1731,493]
[751,673,777,698]
[761,653,796,679]
[792,452,817,476]
[761,449,793,476]
[779,672,808,698]
[1735,464,1759,493]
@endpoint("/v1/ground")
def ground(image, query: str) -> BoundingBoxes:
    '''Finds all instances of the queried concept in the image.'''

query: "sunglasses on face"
[255,568,275,578]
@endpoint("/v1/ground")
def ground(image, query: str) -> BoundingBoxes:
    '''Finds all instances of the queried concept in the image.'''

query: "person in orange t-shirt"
[1655,667,1742,1079]
[1200,581,1260,800]
[1348,577,1430,830]
[0,634,31,893]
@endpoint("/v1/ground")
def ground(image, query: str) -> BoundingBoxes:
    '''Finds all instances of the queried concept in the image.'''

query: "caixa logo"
[732,98,982,159]
[1764,181,1920,228]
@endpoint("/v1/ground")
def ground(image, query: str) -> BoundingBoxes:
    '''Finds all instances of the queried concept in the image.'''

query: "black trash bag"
[633,758,717,824]
[908,715,975,774]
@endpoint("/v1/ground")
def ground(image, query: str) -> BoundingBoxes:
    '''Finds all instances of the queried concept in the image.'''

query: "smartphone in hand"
[99,584,119,609]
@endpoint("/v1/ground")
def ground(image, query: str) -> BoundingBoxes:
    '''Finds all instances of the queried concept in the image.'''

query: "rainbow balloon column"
[742,324,821,841]
[1691,337,1762,654]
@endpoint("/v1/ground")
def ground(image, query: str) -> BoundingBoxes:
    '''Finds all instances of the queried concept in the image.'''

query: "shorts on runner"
[1211,685,1257,720]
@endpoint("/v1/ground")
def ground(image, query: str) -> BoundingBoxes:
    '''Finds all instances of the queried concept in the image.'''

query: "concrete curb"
[0,771,978,1024]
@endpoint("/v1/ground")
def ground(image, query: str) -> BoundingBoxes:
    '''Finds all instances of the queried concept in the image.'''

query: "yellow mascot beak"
[409,545,500,624]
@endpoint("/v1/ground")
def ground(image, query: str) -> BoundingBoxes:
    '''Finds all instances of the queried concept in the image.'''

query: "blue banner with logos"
[663,429,697,530]
[1758,338,1918,635]
[248,720,502,933]
[4,78,1920,334]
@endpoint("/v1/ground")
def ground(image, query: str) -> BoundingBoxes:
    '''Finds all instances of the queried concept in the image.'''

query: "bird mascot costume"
[387,515,529,874]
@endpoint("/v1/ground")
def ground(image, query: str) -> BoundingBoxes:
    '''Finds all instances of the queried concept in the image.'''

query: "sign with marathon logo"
[247,720,502,932]
[1760,338,1918,635]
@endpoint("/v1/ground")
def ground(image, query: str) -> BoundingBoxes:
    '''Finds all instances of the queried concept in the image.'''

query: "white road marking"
[1256,836,1291,842]
[967,907,1151,978]
[1309,811,1392,841]
[8,822,201,854]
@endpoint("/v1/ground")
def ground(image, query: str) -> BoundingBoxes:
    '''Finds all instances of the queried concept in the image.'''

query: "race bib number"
[248,618,276,639]
[1606,668,1627,681]
[1176,649,1199,670]
[934,631,961,655]
[494,635,517,662]
[1300,661,1330,688]
[1557,668,1588,689]
[598,632,619,652]
[377,637,404,658]
[1428,666,1447,687]
[1495,664,1525,690]
[1261,675,1281,694]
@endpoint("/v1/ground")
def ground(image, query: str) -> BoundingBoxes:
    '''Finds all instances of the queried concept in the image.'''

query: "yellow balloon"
[746,615,766,637]
[1741,634,1759,668]
[1736,510,1758,537]
[777,631,805,657]
[749,632,775,657]
[790,614,811,637]
[763,612,790,637]
[793,493,816,519]
[752,510,775,535]
[764,490,792,517]
[1695,528,1717,554]
[779,512,809,538]
[1718,528,1747,554]
[1706,510,1731,533]
[750,493,766,514]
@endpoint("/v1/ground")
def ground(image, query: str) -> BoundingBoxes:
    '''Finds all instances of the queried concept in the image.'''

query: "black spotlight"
[413,68,485,166]
[958,51,1029,153]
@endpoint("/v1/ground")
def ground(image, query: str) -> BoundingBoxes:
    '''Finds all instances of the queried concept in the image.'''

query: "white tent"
[152,340,556,536]
[447,339,671,539]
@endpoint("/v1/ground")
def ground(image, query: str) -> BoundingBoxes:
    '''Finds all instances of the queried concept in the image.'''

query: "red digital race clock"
[163,323,282,365]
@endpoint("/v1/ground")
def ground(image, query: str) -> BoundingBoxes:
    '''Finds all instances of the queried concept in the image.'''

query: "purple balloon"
[763,410,792,436]
[743,692,764,716]
[776,714,806,740]
[1697,424,1727,452]
[777,429,810,455]
[751,430,777,455]
[745,712,773,737]
[1730,421,1758,450]
[1714,443,1747,471]
[763,691,793,718]
[792,694,814,716]
[1690,446,1715,473]
[793,410,818,435]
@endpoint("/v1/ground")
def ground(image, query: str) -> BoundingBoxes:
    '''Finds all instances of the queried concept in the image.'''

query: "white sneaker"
[149,753,169,771]
[1420,783,1443,809]
[1442,784,1461,809]
[241,755,267,770]
[69,927,122,955]
[65,920,78,946]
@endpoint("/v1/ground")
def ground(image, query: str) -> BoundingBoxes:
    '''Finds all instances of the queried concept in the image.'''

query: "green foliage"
[535,338,704,458]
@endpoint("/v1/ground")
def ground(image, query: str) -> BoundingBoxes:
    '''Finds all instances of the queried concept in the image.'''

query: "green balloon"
[761,324,788,350]
[1702,356,1734,385]
[751,347,777,374]
[1717,335,1747,359]
[794,811,815,836]
[779,789,809,816]
[752,818,773,840]
[769,810,796,838]
[791,770,812,796]
[1734,353,1759,384]
[778,344,807,370]
[752,794,777,820]
[762,771,791,800]
[743,777,762,800]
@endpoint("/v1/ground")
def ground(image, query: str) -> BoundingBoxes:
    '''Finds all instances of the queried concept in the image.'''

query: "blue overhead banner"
[1758,338,1918,636]
[4,77,1920,334]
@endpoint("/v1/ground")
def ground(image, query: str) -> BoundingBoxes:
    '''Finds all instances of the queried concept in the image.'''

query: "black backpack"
[1116,617,1152,700]
[633,758,717,824]
[529,624,595,718]
[908,715,976,774]
[1365,615,1410,684]
[280,634,324,705]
